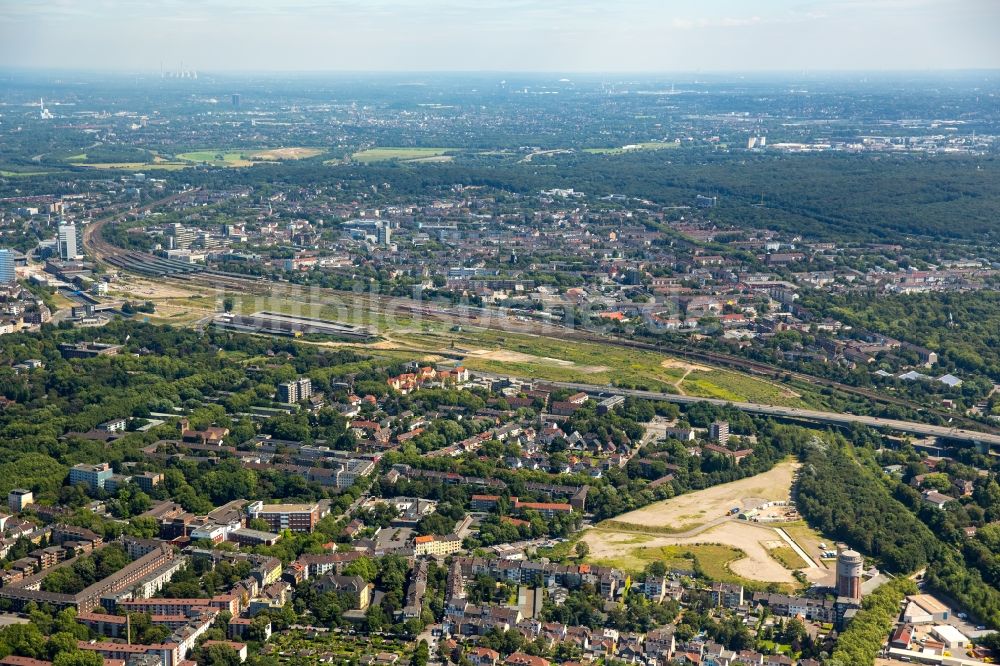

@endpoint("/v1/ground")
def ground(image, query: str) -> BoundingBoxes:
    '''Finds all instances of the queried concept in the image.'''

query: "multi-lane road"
[477,372,1000,448]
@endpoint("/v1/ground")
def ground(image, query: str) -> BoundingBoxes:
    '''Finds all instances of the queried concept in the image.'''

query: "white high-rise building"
[58,223,79,260]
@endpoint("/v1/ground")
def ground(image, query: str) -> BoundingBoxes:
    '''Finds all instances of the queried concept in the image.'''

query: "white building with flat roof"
[931,624,969,649]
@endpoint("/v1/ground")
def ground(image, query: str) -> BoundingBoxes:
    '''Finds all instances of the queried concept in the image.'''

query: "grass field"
[350,147,457,163]
[75,162,190,171]
[50,291,78,311]
[588,542,744,581]
[769,545,809,570]
[432,328,804,405]
[175,147,324,167]
[176,150,255,167]
[253,147,325,160]
[0,170,51,177]
[781,521,835,569]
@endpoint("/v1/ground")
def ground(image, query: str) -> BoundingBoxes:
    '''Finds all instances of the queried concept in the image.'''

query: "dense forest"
[806,290,1000,383]
[149,149,1000,243]
[797,434,1000,629]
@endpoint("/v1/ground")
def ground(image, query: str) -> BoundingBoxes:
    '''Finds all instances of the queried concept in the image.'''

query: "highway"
[479,372,1000,448]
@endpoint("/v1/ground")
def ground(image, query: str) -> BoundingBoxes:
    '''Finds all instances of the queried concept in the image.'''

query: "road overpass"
[480,373,1000,448]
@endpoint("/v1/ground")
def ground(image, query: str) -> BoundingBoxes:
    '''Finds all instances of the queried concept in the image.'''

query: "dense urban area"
[0,70,998,666]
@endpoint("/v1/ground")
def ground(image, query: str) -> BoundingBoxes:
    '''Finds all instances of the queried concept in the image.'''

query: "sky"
[1,0,998,73]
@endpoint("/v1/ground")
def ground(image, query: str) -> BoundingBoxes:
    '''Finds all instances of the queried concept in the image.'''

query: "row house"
[452,557,623,599]
[751,592,835,623]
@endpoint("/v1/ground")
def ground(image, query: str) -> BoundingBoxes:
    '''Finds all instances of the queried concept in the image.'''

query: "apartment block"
[247,501,322,533]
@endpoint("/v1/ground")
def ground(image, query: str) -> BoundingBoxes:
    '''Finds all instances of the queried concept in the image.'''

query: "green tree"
[52,652,104,666]
[411,640,430,666]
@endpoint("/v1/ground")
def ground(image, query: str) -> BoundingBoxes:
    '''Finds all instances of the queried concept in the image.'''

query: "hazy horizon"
[2,0,999,74]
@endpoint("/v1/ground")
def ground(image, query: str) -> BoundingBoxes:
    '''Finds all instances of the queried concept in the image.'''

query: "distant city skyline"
[1,0,998,73]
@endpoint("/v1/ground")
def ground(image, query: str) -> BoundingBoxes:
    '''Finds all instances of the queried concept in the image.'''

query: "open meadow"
[438,328,805,405]
[350,147,457,163]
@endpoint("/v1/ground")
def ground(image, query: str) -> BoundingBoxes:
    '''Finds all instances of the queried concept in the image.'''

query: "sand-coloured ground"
[583,522,797,584]
[606,461,799,533]
[111,276,208,299]
[583,461,835,585]
[660,358,711,373]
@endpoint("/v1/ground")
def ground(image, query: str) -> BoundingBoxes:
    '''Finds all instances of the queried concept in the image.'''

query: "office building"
[58,223,79,260]
[277,377,312,404]
[835,549,863,601]
[69,463,113,492]
[247,501,322,533]
[8,489,33,513]
[231,93,240,108]
[334,458,376,489]
[0,250,15,284]
[377,222,391,248]
[166,223,196,250]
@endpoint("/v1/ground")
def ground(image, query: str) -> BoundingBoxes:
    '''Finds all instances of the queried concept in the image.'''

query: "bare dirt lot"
[660,358,712,372]
[583,461,836,585]
[605,461,799,533]
[111,276,208,299]
[583,521,797,584]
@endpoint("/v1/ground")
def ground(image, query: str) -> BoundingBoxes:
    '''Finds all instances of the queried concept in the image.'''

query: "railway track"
[176,269,994,431]
[82,193,1000,436]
